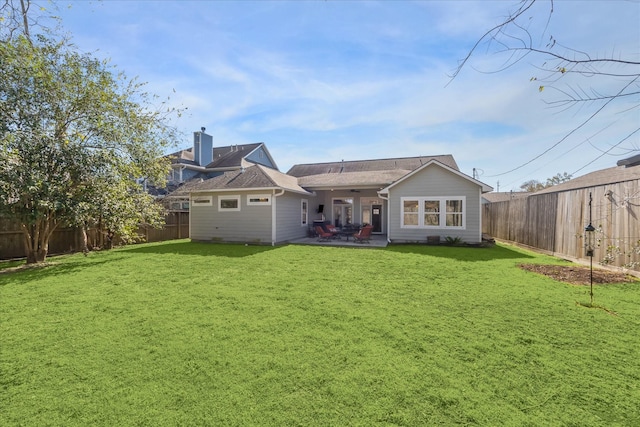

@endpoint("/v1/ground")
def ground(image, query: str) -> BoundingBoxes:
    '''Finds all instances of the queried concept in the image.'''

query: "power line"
[486,76,640,178]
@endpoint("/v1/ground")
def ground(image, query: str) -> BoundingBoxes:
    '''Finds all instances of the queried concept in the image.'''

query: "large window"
[301,199,308,226]
[218,195,240,211]
[403,200,419,226]
[401,197,465,228]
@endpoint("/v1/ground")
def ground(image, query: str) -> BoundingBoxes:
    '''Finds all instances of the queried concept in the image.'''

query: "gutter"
[377,191,391,243]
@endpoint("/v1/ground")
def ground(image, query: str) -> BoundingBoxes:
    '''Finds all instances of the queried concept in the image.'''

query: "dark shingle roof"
[287,155,458,177]
[185,164,311,195]
[297,170,410,187]
[207,143,263,168]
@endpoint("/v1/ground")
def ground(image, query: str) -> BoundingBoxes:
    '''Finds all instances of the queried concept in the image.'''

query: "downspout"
[377,191,391,243]
[478,189,483,243]
[272,189,285,246]
[188,193,192,240]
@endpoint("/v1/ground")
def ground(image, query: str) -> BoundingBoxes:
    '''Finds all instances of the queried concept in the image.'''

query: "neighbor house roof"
[167,148,199,166]
[186,164,312,195]
[208,143,264,169]
[534,163,640,195]
[483,191,529,203]
[167,143,275,170]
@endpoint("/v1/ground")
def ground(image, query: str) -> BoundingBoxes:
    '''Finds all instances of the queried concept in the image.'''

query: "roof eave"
[303,184,388,191]
[189,186,313,196]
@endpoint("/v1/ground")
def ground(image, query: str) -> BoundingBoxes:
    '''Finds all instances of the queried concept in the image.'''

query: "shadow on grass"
[118,240,279,258]
[0,258,120,286]
[384,243,534,261]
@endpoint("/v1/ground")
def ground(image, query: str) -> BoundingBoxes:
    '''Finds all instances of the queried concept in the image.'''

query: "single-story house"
[184,151,493,245]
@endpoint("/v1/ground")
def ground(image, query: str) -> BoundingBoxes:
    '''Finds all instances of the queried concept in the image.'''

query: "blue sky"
[54,0,639,191]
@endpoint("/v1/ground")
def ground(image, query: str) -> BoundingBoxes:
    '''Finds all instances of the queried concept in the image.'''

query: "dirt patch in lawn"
[519,264,638,285]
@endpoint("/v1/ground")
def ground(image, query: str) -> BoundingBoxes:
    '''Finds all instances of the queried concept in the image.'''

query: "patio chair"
[315,226,334,242]
[325,224,341,239]
[353,224,373,244]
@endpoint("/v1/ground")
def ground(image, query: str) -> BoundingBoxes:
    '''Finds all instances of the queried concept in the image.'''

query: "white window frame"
[247,194,272,206]
[301,199,308,226]
[400,196,466,229]
[191,196,212,207]
[218,195,241,212]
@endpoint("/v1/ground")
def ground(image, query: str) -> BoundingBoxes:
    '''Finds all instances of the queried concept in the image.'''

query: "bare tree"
[452,0,640,176]
[0,0,59,42]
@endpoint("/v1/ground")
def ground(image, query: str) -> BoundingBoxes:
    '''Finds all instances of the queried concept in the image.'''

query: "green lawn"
[1,241,639,426]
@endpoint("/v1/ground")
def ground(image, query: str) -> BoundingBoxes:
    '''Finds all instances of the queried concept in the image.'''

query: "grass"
[1,240,639,426]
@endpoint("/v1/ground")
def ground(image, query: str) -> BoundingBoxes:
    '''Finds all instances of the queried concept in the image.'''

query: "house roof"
[534,163,640,195]
[483,191,529,203]
[186,164,312,195]
[297,169,410,188]
[288,155,459,188]
[287,155,459,177]
[379,159,493,193]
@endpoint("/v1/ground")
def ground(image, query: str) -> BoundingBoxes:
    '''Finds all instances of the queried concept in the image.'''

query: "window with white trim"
[401,197,465,228]
[301,199,308,226]
[218,195,241,211]
[247,194,272,206]
[192,196,212,207]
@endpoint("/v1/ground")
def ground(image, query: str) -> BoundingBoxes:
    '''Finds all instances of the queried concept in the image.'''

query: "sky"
[49,0,640,191]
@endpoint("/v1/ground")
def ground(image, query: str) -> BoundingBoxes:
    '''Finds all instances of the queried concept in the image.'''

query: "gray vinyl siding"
[388,165,483,243]
[181,168,201,182]
[274,192,311,242]
[246,146,276,169]
[189,191,272,244]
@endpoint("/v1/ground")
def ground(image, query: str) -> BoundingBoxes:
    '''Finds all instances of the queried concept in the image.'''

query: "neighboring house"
[159,128,278,211]
[186,153,493,245]
[482,191,528,204]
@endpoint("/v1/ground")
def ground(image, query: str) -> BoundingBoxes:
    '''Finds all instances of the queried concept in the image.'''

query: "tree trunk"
[81,225,89,256]
[21,217,57,264]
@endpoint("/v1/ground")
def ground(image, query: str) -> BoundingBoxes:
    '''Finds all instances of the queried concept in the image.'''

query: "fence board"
[0,212,189,260]
[483,179,640,272]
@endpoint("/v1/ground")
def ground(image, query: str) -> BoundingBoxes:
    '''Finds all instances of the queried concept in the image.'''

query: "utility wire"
[571,127,640,176]
[487,76,640,178]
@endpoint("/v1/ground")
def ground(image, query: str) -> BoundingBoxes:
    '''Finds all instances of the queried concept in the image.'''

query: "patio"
[290,233,389,248]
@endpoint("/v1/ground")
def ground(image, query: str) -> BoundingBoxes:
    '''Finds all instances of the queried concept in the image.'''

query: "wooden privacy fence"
[483,180,640,272]
[0,212,189,260]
